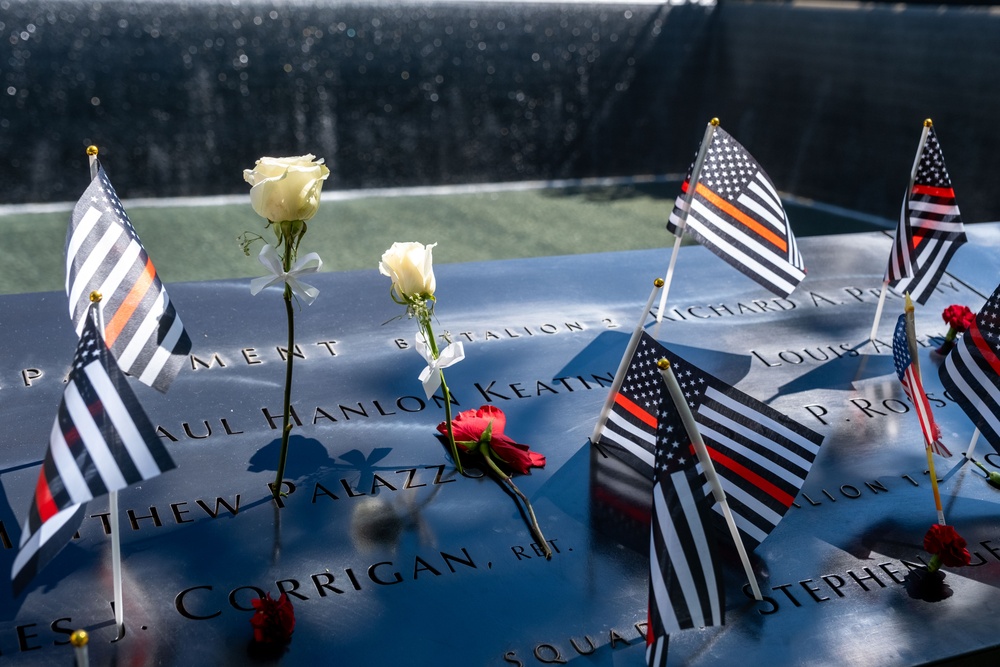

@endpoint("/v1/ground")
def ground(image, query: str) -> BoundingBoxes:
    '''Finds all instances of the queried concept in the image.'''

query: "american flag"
[892,314,950,457]
[11,308,176,596]
[647,362,724,661]
[66,165,191,392]
[601,333,823,550]
[667,125,806,298]
[939,285,1000,453]
[885,125,966,305]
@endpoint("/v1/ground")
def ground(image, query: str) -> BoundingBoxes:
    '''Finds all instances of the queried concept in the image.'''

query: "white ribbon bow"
[416,330,465,399]
[250,244,323,306]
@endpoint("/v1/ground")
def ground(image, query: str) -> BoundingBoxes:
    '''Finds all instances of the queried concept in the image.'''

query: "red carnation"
[937,305,975,355]
[250,592,295,645]
[942,305,974,332]
[923,523,971,572]
[437,405,545,474]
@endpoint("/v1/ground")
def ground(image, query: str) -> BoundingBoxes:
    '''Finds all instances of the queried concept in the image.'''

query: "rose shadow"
[903,568,954,602]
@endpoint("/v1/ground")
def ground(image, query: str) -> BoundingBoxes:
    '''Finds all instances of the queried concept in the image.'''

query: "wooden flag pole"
[657,358,763,601]
[872,120,933,344]
[591,278,663,445]
[653,118,720,333]
[904,293,946,525]
[85,148,125,639]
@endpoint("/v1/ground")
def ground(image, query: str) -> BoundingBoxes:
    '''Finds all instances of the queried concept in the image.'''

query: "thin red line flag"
[885,125,966,305]
[12,307,176,596]
[939,284,1000,452]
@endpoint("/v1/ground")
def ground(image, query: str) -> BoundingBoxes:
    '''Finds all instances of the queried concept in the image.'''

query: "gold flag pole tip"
[653,278,665,288]
[657,358,670,370]
[70,629,88,647]
[86,145,98,156]
[923,119,933,127]
[710,117,720,126]
[89,291,102,303]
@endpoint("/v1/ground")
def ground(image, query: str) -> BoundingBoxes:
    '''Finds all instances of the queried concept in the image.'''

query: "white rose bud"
[243,154,330,223]
[379,242,437,299]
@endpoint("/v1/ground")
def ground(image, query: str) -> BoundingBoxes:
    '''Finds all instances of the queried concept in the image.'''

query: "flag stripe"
[687,199,802,296]
[615,392,658,428]
[103,257,156,348]
[47,422,92,502]
[702,443,795,507]
[603,412,657,471]
[710,488,773,545]
[695,183,787,252]
[706,387,821,458]
[33,473,59,524]
[69,224,123,331]
[970,321,1000,376]
[913,184,955,198]
[699,423,805,495]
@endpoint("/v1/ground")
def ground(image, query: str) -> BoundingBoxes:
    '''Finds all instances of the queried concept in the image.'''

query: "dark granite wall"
[1,1,998,222]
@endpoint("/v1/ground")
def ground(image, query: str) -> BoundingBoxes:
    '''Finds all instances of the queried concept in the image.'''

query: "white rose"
[243,154,330,223]
[379,242,437,299]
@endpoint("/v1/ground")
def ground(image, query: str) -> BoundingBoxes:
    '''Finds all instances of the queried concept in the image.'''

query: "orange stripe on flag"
[701,443,795,507]
[613,392,657,429]
[104,257,156,348]
[970,321,1000,376]
[35,470,59,523]
[695,183,787,253]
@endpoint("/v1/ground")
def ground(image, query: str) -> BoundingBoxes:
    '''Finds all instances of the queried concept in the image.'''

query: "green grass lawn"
[0,180,888,295]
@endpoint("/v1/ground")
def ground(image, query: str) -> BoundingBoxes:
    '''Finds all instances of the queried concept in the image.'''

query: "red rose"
[923,524,971,568]
[437,405,545,474]
[942,305,974,332]
[250,592,295,645]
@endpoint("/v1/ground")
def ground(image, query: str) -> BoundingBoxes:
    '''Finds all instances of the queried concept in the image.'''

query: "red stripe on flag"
[969,320,1000,376]
[61,397,105,449]
[34,470,59,523]
[699,443,795,507]
[104,257,156,348]
[613,392,657,429]
[694,183,788,253]
[912,184,956,199]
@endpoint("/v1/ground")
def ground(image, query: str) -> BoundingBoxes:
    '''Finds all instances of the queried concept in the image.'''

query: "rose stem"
[482,452,551,559]
[273,230,296,498]
[422,313,463,474]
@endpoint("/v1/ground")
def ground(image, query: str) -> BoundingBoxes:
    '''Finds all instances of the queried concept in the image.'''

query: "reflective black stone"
[0,227,999,664]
